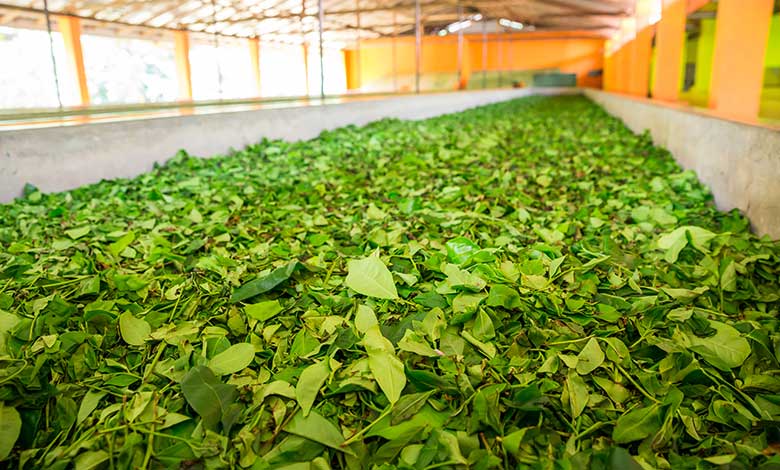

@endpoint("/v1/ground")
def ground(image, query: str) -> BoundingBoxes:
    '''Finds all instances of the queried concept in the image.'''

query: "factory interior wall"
[679,13,780,118]
[605,11,780,121]
[344,33,604,92]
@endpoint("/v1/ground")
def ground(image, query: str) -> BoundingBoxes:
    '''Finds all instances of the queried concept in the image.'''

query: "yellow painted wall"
[761,14,780,119]
[679,18,716,107]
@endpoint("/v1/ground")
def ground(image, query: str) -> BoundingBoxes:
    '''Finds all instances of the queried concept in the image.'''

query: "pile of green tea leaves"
[1,95,779,470]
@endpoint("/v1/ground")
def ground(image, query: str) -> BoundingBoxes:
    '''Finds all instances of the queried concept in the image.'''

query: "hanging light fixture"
[438,13,482,36]
[498,18,524,30]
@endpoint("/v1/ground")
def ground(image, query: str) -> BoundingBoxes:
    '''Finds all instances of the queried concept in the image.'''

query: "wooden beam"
[173,30,193,101]
[57,15,90,106]
[709,0,774,120]
[248,37,261,96]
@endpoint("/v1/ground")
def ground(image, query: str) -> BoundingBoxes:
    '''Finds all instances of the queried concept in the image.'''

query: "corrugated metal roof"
[0,0,635,44]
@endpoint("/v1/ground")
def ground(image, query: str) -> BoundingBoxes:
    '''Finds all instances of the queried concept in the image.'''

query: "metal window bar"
[414,0,421,94]
[481,18,487,89]
[392,10,398,93]
[211,0,223,98]
[318,0,325,99]
[457,1,463,89]
[42,0,63,110]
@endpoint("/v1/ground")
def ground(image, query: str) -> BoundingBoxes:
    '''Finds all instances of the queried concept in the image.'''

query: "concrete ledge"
[0,88,574,203]
[585,89,780,240]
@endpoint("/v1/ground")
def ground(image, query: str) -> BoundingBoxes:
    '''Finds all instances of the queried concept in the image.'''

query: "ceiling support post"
[173,30,193,101]
[318,0,325,99]
[709,0,773,120]
[57,15,90,106]
[414,0,421,94]
[248,37,261,97]
[456,1,463,89]
[481,17,487,89]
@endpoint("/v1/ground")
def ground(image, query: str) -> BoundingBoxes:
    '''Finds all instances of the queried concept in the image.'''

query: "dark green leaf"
[180,366,238,431]
[231,261,299,302]
[282,411,354,455]
[612,405,661,444]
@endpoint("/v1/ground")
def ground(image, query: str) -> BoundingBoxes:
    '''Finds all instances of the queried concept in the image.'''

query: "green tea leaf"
[74,450,109,470]
[231,261,299,303]
[208,343,255,375]
[446,237,480,264]
[354,304,378,334]
[180,366,238,430]
[398,330,440,357]
[65,226,90,240]
[77,391,106,424]
[296,361,330,417]
[109,231,135,256]
[566,372,589,418]
[460,330,496,359]
[0,403,21,460]
[345,255,398,299]
[245,300,284,322]
[282,411,354,455]
[363,325,405,403]
[576,337,605,375]
[390,391,434,425]
[118,312,151,346]
[612,405,661,444]
[657,226,716,263]
[683,321,750,370]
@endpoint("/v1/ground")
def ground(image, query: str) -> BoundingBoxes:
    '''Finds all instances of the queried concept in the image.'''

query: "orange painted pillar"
[57,15,89,106]
[603,39,616,91]
[686,0,710,14]
[627,39,637,94]
[630,27,653,96]
[461,40,471,88]
[603,54,613,91]
[613,47,621,92]
[615,45,627,93]
[652,0,686,101]
[344,50,360,90]
[302,44,310,96]
[249,37,261,96]
[709,0,774,120]
[625,40,638,94]
[173,30,192,101]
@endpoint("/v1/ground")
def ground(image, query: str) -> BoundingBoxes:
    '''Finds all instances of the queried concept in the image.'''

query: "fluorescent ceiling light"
[438,14,480,36]
[499,18,524,30]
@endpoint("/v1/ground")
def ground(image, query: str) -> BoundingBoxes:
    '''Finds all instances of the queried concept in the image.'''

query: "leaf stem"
[615,364,660,404]
[341,405,392,446]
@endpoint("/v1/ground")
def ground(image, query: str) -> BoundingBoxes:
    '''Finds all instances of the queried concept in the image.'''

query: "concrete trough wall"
[0,88,570,203]
[585,89,780,239]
